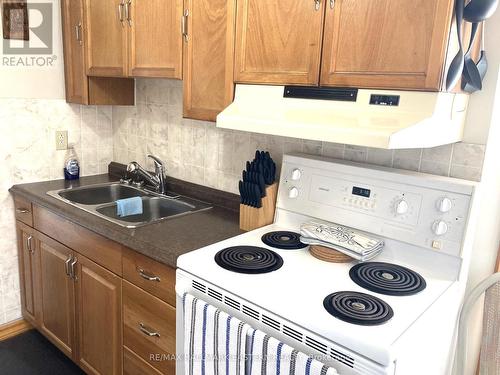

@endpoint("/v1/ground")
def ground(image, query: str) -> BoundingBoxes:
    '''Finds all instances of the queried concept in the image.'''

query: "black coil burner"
[323,291,394,325]
[261,231,307,250]
[214,246,284,274]
[349,262,426,296]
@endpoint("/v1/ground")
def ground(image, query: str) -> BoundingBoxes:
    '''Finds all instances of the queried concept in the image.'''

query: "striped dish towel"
[183,293,250,375]
[247,329,338,375]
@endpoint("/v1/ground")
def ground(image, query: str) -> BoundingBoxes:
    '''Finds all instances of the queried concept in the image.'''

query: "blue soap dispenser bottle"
[64,145,80,180]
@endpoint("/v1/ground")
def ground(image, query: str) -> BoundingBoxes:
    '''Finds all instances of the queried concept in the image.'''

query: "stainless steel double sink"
[47,183,212,228]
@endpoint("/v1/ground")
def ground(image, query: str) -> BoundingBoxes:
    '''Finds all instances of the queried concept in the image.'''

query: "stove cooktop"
[178,223,456,365]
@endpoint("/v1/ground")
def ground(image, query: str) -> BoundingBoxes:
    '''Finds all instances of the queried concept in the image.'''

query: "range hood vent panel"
[284,86,358,102]
[216,85,469,150]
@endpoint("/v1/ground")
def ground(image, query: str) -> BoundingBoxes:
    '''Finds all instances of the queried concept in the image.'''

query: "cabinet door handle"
[16,208,30,214]
[125,0,132,27]
[137,267,161,282]
[118,1,124,24]
[65,256,72,277]
[139,323,160,338]
[70,257,78,280]
[182,9,189,42]
[330,0,335,9]
[75,23,82,45]
[27,235,34,254]
[314,0,321,11]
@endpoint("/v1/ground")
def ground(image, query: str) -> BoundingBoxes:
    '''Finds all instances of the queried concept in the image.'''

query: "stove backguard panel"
[278,154,475,258]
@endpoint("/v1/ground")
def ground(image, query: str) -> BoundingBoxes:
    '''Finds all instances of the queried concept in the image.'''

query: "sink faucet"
[127,155,167,195]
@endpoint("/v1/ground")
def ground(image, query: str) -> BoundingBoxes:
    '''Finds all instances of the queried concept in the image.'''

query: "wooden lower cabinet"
[35,229,123,375]
[123,281,176,374]
[75,255,123,375]
[38,234,75,359]
[15,201,177,375]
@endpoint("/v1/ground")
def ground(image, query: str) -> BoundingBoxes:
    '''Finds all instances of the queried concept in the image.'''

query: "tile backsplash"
[0,99,113,325]
[112,79,486,195]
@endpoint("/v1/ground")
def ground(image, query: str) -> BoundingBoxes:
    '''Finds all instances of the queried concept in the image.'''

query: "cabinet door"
[16,223,38,324]
[84,0,127,77]
[183,0,236,121]
[61,0,88,104]
[38,237,75,359]
[128,0,183,78]
[234,0,325,85]
[320,0,454,90]
[74,255,122,375]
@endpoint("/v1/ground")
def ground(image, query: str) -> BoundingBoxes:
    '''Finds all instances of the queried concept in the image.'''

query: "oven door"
[176,269,394,375]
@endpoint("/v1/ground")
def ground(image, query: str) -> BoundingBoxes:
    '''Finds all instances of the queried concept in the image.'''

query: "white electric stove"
[176,153,478,375]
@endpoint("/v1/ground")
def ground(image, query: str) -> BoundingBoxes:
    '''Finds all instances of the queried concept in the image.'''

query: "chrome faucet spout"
[127,155,167,194]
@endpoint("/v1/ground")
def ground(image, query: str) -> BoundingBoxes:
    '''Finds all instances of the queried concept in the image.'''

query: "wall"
[463,12,500,144]
[112,79,487,196]
[0,0,65,99]
[0,101,113,324]
[462,67,500,375]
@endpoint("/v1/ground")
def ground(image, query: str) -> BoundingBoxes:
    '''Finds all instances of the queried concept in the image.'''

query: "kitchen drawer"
[14,195,33,227]
[123,249,176,306]
[123,281,176,374]
[33,205,122,275]
[123,346,163,375]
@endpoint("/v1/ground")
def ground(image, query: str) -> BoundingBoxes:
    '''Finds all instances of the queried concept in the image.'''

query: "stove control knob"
[436,197,453,213]
[289,187,299,199]
[394,199,409,215]
[291,168,302,181]
[432,220,449,236]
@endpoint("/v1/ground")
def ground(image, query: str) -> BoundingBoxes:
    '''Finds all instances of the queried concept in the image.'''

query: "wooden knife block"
[240,183,278,231]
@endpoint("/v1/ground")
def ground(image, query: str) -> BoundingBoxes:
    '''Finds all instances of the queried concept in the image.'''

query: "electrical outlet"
[55,130,68,150]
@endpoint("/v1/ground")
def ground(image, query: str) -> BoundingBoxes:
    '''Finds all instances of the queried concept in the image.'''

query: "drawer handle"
[137,267,161,282]
[139,323,160,338]
[16,208,30,214]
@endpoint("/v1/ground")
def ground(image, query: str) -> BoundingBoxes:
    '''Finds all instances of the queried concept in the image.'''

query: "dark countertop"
[10,171,242,268]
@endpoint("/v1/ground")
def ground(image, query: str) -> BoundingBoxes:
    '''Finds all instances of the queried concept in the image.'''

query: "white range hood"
[216,85,469,149]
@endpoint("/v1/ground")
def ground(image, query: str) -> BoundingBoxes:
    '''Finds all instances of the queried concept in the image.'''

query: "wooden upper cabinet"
[61,0,88,103]
[234,0,325,86]
[320,0,454,90]
[61,0,135,105]
[84,0,128,77]
[74,255,122,375]
[183,0,236,121]
[128,0,183,78]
